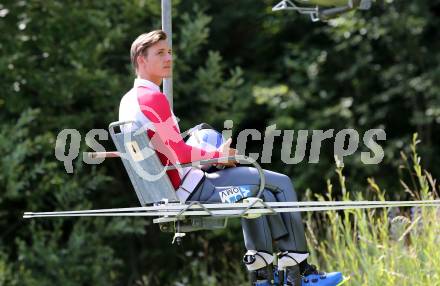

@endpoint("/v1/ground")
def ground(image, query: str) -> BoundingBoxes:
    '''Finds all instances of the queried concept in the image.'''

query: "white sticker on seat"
[125,141,144,162]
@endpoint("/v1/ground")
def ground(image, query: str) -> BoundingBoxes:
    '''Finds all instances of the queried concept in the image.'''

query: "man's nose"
[165,54,172,62]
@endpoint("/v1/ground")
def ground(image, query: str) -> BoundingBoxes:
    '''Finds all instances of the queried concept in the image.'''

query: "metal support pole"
[161,0,173,109]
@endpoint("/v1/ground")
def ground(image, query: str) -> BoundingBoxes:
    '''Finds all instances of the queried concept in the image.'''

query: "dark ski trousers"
[188,166,308,253]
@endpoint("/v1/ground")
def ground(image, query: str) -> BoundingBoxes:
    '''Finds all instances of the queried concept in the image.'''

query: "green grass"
[306,134,440,285]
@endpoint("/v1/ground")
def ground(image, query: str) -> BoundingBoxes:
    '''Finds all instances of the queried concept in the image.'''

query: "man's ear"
[137,55,146,68]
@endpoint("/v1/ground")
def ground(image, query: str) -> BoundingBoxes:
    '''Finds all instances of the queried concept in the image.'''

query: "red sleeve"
[137,88,221,164]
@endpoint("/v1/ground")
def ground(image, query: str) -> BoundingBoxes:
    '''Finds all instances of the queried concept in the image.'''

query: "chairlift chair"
[272,0,372,21]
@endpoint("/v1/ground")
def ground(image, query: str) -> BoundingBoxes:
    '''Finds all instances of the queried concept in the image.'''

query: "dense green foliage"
[0,0,439,285]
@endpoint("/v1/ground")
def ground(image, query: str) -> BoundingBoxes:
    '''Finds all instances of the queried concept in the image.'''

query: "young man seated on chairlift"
[118,30,346,286]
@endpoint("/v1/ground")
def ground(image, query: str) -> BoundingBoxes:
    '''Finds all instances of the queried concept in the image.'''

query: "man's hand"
[217,138,238,168]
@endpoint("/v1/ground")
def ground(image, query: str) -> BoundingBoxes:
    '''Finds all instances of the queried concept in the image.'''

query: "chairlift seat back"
[109,121,179,206]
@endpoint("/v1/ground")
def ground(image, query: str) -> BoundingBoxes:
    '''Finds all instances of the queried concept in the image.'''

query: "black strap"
[278,251,299,265]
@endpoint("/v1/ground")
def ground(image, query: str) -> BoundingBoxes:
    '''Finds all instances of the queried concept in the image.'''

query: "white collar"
[134,78,161,92]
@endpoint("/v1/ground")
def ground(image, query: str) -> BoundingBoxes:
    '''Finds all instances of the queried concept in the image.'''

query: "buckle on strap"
[176,168,205,202]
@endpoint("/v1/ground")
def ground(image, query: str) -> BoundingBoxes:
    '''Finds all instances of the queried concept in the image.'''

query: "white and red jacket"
[119,78,220,190]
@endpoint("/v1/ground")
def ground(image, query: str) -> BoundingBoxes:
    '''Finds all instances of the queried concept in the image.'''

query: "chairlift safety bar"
[24,200,440,219]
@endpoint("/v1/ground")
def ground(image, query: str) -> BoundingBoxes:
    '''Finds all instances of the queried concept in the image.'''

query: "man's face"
[140,40,172,79]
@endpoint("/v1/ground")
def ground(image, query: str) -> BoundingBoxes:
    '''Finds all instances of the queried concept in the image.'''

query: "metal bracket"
[172,232,185,245]
[272,0,320,22]
[240,197,277,218]
[175,201,213,219]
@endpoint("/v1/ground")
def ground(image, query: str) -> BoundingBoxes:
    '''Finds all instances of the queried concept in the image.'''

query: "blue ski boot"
[272,265,280,286]
[248,267,273,286]
[299,263,346,286]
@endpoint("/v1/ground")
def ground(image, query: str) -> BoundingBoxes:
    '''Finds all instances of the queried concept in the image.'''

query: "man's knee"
[274,174,299,202]
[278,173,293,186]
[264,170,293,189]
